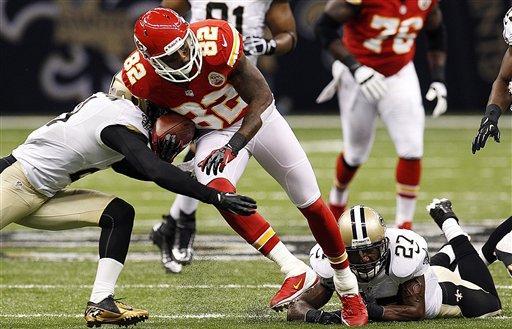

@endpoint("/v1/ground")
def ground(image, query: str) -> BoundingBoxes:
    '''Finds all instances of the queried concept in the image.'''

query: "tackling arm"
[489,46,512,112]
[287,280,339,324]
[368,275,426,321]
[265,0,297,55]
[160,0,190,16]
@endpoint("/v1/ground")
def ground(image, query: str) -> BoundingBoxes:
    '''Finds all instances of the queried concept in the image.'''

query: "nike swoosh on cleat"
[292,279,303,290]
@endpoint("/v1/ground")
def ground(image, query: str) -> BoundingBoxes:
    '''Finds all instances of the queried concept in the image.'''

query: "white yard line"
[0,313,274,319]
[1,283,510,290]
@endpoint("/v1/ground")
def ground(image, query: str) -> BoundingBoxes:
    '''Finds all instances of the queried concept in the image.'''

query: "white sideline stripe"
[0,313,274,319]
[1,284,510,290]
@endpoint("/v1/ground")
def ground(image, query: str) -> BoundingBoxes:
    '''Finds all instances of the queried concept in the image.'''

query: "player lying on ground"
[287,201,502,324]
[315,0,447,230]
[121,8,368,324]
[154,0,298,274]
[472,7,512,154]
[0,91,256,328]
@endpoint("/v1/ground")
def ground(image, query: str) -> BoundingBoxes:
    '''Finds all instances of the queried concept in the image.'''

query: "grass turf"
[1,116,511,328]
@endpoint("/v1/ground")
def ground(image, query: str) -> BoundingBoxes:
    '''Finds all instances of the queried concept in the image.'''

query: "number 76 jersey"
[122,19,248,130]
[343,0,438,76]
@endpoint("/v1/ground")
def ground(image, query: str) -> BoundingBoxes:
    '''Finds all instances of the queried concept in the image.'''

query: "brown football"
[151,112,195,155]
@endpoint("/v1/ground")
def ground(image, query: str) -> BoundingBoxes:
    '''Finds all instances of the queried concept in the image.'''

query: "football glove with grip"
[472,104,501,154]
[198,145,237,175]
[243,36,277,56]
[158,134,181,163]
[352,65,388,102]
[305,310,342,324]
[426,81,448,117]
[213,192,256,216]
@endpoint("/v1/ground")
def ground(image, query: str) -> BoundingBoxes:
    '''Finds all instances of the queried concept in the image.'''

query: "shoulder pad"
[192,20,243,69]
[387,229,429,281]
[121,50,154,100]
[503,7,512,46]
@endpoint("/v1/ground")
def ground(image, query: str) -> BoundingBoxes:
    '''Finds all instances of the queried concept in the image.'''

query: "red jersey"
[342,0,437,76]
[122,19,246,130]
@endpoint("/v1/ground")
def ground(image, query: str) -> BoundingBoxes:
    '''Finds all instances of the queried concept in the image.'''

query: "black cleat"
[172,211,196,265]
[426,198,458,229]
[84,296,148,327]
[149,217,182,274]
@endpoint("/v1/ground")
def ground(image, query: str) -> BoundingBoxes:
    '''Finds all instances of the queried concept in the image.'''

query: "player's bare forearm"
[288,281,335,322]
[160,0,190,16]
[380,276,426,321]
[229,56,273,141]
[266,0,297,55]
[489,47,512,112]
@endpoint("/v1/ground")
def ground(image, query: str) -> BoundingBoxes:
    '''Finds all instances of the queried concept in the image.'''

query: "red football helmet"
[133,8,202,83]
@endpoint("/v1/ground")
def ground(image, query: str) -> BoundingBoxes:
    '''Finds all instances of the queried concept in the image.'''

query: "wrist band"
[227,132,247,153]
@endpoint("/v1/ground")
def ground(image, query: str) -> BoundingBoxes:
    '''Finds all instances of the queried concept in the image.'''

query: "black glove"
[426,198,458,228]
[212,192,257,216]
[243,36,277,56]
[361,293,384,320]
[472,104,501,154]
[158,134,181,163]
[305,310,342,325]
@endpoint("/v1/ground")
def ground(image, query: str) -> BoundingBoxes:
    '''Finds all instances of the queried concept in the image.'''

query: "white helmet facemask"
[143,29,202,83]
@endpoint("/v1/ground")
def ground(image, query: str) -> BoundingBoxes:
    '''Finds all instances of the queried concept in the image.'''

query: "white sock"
[266,242,308,278]
[438,244,456,264]
[395,195,416,226]
[442,218,465,242]
[89,258,123,303]
[170,195,199,218]
[477,248,491,266]
[329,186,349,206]
[333,267,359,295]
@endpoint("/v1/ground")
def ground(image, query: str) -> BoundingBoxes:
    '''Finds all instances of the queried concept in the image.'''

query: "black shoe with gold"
[84,296,148,327]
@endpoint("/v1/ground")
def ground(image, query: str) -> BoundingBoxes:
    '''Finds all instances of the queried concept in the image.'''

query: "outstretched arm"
[367,275,426,321]
[264,0,297,55]
[489,47,512,112]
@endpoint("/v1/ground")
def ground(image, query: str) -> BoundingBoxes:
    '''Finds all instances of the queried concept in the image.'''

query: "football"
[151,112,195,157]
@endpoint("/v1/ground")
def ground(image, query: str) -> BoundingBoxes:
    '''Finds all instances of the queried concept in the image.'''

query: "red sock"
[208,178,280,255]
[396,158,421,199]
[300,197,349,269]
[334,153,359,190]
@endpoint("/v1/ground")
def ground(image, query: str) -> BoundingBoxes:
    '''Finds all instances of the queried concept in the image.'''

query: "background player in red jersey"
[121,8,368,325]
[315,0,447,229]
[153,0,298,274]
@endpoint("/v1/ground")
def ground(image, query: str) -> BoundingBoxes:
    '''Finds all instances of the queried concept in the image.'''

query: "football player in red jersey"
[315,0,447,230]
[121,8,368,325]
[152,0,298,274]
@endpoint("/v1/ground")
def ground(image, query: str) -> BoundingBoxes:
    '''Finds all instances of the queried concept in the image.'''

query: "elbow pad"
[426,23,447,52]
[315,13,342,49]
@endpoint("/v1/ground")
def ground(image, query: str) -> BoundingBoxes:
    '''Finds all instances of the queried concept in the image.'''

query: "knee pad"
[99,198,135,229]
[285,162,321,208]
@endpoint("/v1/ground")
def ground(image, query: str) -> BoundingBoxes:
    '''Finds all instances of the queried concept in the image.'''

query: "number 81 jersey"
[122,19,247,130]
[343,0,438,77]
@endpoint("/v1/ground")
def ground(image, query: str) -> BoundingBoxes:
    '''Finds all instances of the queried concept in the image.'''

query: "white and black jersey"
[310,228,443,319]
[12,93,148,197]
[188,0,273,64]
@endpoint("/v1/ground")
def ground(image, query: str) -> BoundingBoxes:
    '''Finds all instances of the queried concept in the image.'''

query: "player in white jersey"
[472,7,512,153]
[0,90,256,327]
[286,203,502,324]
[152,0,297,273]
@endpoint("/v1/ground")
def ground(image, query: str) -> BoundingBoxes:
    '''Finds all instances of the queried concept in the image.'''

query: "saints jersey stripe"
[360,206,368,238]
[227,23,241,67]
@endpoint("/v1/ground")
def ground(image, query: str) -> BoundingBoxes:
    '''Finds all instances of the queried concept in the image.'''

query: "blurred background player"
[153,0,298,272]
[472,7,512,154]
[122,9,368,324]
[315,0,448,229]
[287,201,502,324]
[0,90,256,327]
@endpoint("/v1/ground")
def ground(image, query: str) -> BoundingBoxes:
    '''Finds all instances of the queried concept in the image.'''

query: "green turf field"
[1,115,511,328]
